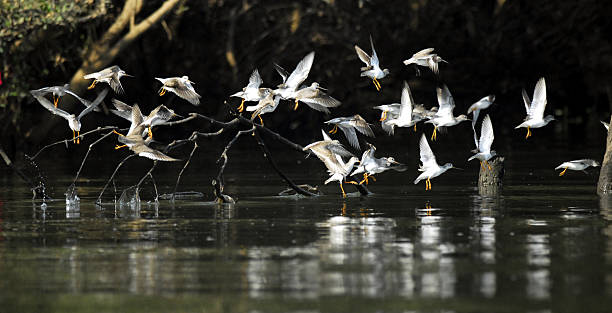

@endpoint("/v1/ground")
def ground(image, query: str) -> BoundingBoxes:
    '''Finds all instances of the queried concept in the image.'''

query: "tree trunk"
[478,156,504,196]
[598,116,612,195]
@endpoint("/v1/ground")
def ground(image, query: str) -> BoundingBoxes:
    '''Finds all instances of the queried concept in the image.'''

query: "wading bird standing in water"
[355,35,389,91]
[515,77,554,139]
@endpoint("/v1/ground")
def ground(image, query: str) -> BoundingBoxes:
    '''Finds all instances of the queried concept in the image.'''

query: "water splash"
[65,184,80,215]
[119,186,141,218]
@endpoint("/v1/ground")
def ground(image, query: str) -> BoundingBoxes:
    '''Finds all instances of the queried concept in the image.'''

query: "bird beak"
[124,74,134,78]
[452,166,464,170]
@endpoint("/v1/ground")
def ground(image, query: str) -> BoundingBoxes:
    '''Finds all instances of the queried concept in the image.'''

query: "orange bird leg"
[559,168,568,176]
[87,80,97,90]
[379,111,388,122]
[238,99,245,112]
[115,145,127,150]
[294,100,299,111]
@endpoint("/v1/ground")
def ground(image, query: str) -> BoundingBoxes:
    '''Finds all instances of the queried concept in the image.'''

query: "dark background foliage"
[2,0,612,157]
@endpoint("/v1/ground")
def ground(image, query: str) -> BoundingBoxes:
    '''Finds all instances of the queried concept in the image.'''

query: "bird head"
[456,114,470,122]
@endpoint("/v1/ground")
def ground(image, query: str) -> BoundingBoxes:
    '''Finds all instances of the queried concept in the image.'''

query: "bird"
[303,130,359,198]
[113,104,180,161]
[601,120,609,131]
[515,77,554,139]
[414,134,456,190]
[467,95,495,148]
[246,90,279,125]
[385,81,424,133]
[425,84,470,141]
[292,82,341,112]
[110,99,180,138]
[354,35,389,91]
[231,69,268,112]
[350,143,407,185]
[468,114,496,170]
[31,88,108,144]
[402,48,447,75]
[83,65,132,94]
[324,114,374,150]
[273,51,315,101]
[555,159,600,176]
[30,83,91,108]
[156,76,201,105]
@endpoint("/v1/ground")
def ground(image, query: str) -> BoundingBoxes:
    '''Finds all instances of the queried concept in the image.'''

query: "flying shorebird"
[292,82,341,112]
[303,130,359,198]
[273,51,315,101]
[30,83,91,108]
[467,95,495,149]
[350,143,407,185]
[515,77,555,139]
[324,114,374,150]
[425,84,470,141]
[468,114,496,170]
[111,99,180,138]
[31,88,108,144]
[385,81,424,133]
[414,134,457,191]
[231,69,268,112]
[555,159,600,176]
[246,90,279,126]
[83,65,132,94]
[156,76,201,105]
[402,48,447,76]
[113,104,180,161]
[354,35,389,91]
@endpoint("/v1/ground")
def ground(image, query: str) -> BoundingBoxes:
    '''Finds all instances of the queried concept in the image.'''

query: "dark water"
[1,141,612,312]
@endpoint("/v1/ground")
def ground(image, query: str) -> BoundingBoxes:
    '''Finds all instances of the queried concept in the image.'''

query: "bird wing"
[285,51,315,89]
[436,84,455,117]
[354,45,371,66]
[521,88,531,115]
[300,94,341,113]
[529,77,547,119]
[77,88,108,120]
[110,76,125,95]
[399,81,414,120]
[31,91,73,121]
[339,125,360,150]
[247,68,263,89]
[172,82,201,105]
[273,63,289,84]
[135,145,181,161]
[368,35,379,67]
[64,89,96,110]
[412,48,435,58]
[381,120,395,135]
[128,104,145,135]
[418,134,438,168]
[352,115,375,137]
[478,114,494,153]
[427,57,439,75]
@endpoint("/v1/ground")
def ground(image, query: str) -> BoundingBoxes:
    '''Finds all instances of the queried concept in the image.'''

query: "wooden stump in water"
[478,156,504,196]
[598,116,612,195]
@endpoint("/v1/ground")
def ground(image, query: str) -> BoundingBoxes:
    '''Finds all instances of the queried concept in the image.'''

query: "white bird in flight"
[354,35,389,91]
[414,134,456,190]
[515,77,554,139]
[468,114,496,170]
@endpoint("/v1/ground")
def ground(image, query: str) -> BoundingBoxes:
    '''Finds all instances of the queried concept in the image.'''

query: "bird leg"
[87,80,97,90]
[159,88,166,96]
[115,145,127,150]
[294,99,299,111]
[486,161,492,171]
[238,99,245,112]
[76,131,80,144]
[112,130,125,137]
[359,173,369,185]
[431,126,437,141]
[53,95,59,108]
[148,126,153,139]
[380,111,388,122]
[257,114,264,126]
[373,78,381,91]
[525,126,531,139]
[72,129,76,144]
[426,177,431,190]
[413,124,417,132]
[328,125,338,134]
[480,161,486,171]
[559,167,568,176]
[340,182,347,198]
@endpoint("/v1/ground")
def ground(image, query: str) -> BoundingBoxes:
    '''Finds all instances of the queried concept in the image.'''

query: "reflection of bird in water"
[113,104,180,161]
[303,130,359,198]
[156,76,201,105]
[231,69,268,112]
[30,83,91,108]
[414,134,457,190]
[515,77,554,139]
[425,84,470,141]
[31,88,108,144]
[351,143,407,185]
[555,159,599,176]
[403,48,447,76]
[355,35,389,91]
[468,114,496,171]
[325,114,374,150]
[84,65,132,94]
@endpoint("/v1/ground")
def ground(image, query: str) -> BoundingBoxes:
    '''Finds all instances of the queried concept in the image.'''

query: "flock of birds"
[29,37,603,198]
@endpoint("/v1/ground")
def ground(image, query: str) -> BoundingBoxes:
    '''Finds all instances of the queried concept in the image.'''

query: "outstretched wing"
[521,88,531,115]
[128,104,145,135]
[436,84,455,117]
[339,125,360,150]
[31,91,73,121]
[528,77,547,119]
[412,48,435,58]
[418,134,437,168]
[478,114,494,153]
[77,88,108,120]
[399,81,414,120]
[247,68,263,89]
[354,45,371,66]
[273,63,289,84]
[285,51,315,89]
[368,35,379,67]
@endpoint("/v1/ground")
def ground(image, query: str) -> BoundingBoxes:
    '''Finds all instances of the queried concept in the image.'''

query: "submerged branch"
[213,126,256,203]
